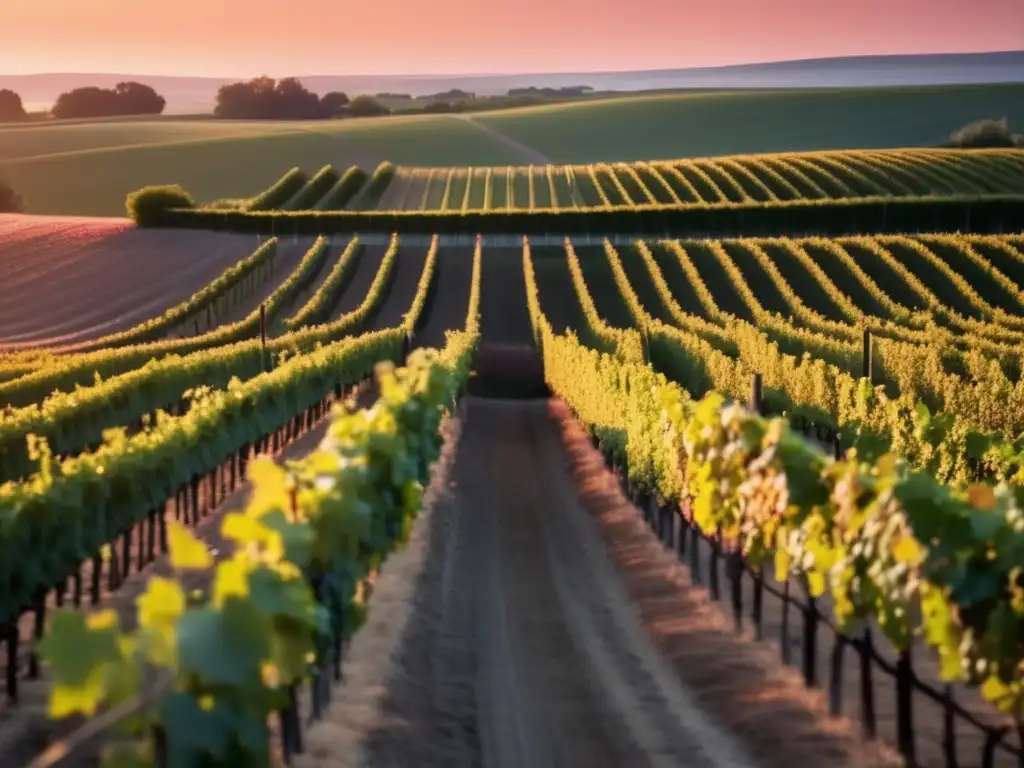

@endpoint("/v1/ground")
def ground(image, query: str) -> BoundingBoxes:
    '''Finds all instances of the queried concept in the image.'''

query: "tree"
[0,89,26,122]
[114,82,166,115]
[948,117,1016,148]
[346,96,390,118]
[52,82,165,119]
[214,77,326,120]
[0,178,24,213]
[319,91,350,117]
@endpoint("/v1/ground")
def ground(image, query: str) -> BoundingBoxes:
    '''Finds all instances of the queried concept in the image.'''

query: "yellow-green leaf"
[168,521,213,571]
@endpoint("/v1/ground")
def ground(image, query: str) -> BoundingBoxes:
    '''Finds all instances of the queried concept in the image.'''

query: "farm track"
[328,245,386,322]
[366,244,428,331]
[0,380,382,767]
[456,116,552,166]
[414,246,474,349]
[293,397,759,768]
[531,247,586,335]
[0,216,264,350]
[478,247,533,346]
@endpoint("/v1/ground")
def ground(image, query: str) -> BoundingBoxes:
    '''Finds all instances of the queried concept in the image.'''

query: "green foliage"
[352,161,397,209]
[126,185,194,226]
[949,118,1017,149]
[527,270,1024,721]
[37,327,478,766]
[0,176,24,213]
[154,193,1024,237]
[0,329,407,626]
[285,165,339,210]
[0,88,27,122]
[318,165,369,210]
[245,168,307,212]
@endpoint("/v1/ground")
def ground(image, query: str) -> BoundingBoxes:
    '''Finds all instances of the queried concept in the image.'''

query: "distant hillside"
[3,50,1022,114]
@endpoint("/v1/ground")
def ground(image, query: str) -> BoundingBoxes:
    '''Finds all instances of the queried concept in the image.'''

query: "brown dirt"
[283,238,355,325]
[549,398,904,768]
[0,214,265,351]
[295,397,757,768]
[328,244,386,322]
[414,246,474,349]
[366,242,428,331]
[479,246,533,346]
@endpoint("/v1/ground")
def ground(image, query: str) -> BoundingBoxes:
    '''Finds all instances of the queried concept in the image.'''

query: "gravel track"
[295,397,758,768]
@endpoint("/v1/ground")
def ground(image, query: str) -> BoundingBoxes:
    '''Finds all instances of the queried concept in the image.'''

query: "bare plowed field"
[0,215,263,350]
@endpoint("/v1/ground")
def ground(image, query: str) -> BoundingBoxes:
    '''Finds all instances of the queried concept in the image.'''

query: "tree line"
[0,82,165,121]
[213,77,387,119]
[0,77,598,123]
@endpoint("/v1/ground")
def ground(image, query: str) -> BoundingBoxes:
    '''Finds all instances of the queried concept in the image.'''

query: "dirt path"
[414,246,473,349]
[328,245,385,322]
[366,243,428,331]
[283,238,354,325]
[479,246,533,346]
[295,397,757,768]
[456,116,552,166]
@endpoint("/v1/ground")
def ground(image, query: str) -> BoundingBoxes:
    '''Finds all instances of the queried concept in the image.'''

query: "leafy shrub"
[0,89,26,122]
[126,185,194,226]
[346,96,391,118]
[0,178,24,212]
[948,117,1017,148]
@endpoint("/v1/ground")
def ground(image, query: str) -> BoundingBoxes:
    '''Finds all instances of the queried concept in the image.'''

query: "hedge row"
[151,194,1024,237]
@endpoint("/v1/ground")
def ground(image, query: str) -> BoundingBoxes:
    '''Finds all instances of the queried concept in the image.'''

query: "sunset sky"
[1,0,1022,77]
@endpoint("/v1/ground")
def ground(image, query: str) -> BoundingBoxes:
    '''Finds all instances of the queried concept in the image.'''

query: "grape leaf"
[168,521,213,571]
[38,609,123,717]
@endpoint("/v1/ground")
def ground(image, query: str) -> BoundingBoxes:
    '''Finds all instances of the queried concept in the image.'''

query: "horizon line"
[2,48,1022,81]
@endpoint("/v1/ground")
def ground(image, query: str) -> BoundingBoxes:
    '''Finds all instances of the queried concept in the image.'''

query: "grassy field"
[3,84,1023,215]
[475,84,1024,162]
[1,116,525,216]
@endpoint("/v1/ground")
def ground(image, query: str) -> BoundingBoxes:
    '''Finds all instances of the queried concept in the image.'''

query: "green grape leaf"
[38,609,123,718]
[159,691,232,762]
[248,566,315,624]
[101,741,153,768]
[965,431,992,461]
[176,599,270,691]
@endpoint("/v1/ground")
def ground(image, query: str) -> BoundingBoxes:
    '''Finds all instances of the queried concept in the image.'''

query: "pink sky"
[2,0,1022,76]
